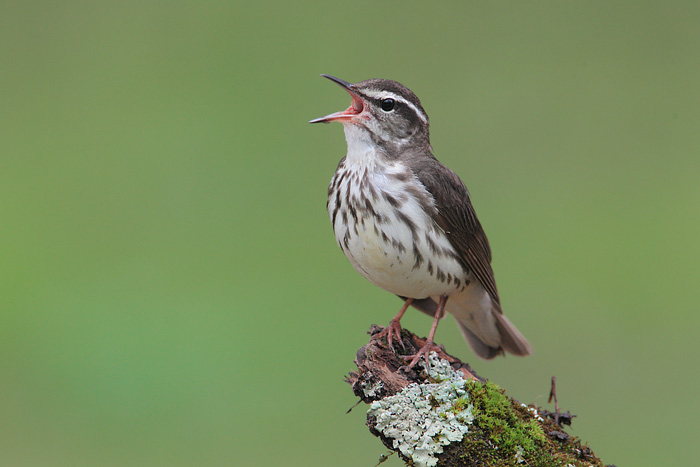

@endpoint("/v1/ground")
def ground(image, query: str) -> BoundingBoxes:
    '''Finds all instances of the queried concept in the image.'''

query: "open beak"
[309,74,365,124]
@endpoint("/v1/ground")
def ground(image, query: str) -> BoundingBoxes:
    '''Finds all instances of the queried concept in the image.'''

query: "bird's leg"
[376,297,413,349]
[404,295,448,373]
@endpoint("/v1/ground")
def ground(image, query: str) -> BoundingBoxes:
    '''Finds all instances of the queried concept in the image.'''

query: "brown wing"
[411,156,501,306]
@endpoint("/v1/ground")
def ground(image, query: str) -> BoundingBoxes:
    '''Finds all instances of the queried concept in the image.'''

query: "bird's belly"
[328,161,468,299]
[339,214,466,299]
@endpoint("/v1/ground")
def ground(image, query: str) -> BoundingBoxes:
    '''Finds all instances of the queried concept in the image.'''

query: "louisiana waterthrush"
[311,75,532,367]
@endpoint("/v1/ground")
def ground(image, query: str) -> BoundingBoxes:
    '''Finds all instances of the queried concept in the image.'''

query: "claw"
[375,298,413,350]
[402,342,441,374]
[376,318,405,350]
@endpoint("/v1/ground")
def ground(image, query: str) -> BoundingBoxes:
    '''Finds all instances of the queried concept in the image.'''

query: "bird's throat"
[343,124,383,168]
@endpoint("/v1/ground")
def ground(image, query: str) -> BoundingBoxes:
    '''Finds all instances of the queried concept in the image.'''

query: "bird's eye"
[380,98,395,112]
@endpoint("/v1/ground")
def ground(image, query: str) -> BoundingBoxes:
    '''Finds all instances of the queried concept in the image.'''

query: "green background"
[3,1,698,466]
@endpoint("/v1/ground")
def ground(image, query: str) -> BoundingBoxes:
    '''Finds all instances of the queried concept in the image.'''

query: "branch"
[346,325,610,467]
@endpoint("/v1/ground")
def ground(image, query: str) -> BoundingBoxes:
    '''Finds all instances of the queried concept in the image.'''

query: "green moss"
[452,380,598,467]
[467,381,544,456]
[452,396,470,413]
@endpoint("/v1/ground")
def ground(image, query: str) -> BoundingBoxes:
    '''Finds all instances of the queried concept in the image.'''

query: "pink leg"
[405,295,448,372]
[376,297,413,349]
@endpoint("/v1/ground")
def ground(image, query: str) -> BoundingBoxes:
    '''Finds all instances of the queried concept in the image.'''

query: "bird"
[310,75,532,368]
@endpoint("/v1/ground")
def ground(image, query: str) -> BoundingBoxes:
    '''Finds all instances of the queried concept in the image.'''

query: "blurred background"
[2,1,699,466]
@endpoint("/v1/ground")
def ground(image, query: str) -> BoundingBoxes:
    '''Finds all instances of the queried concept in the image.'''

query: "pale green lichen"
[362,379,384,398]
[367,353,474,467]
[424,351,462,383]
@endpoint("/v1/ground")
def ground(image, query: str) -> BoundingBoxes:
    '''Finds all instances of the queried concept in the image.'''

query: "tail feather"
[493,310,533,357]
[449,281,532,359]
[456,322,504,359]
[453,304,533,359]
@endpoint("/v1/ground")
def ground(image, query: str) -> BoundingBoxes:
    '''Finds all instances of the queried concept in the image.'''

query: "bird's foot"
[375,318,405,350]
[401,339,441,374]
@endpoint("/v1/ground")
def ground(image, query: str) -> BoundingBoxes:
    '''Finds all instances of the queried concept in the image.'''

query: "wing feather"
[411,156,501,307]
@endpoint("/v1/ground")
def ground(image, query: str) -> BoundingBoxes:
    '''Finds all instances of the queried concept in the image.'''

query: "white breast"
[327,134,467,299]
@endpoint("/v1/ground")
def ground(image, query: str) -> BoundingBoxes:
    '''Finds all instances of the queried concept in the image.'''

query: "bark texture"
[346,325,611,467]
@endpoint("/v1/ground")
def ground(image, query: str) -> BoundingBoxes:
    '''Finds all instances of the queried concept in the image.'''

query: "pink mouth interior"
[310,90,365,124]
[333,93,364,121]
[351,95,363,113]
[336,92,364,119]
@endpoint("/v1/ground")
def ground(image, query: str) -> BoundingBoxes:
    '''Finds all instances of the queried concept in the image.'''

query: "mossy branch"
[346,325,610,467]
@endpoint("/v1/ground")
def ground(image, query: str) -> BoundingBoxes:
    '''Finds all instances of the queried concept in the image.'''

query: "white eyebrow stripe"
[362,90,428,124]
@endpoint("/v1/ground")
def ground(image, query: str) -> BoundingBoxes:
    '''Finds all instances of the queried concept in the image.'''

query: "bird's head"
[310,75,430,154]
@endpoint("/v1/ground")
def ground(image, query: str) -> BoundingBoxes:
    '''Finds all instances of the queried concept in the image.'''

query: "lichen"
[367,352,474,467]
[361,378,384,398]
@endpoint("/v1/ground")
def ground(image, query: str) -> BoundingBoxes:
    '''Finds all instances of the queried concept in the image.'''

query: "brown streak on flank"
[348,204,358,223]
[425,232,440,256]
[331,206,339,227]
[363,197,378,218]
[367,181,378,201]
[412,244,424,270]
[435,268,446,282]
[383,192,400,208]
[392,170,410,182]
[395,210,418,240]
[381,231,390,245]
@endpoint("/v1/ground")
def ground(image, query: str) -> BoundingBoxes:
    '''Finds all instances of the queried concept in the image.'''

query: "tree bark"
[346,325,609,467]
